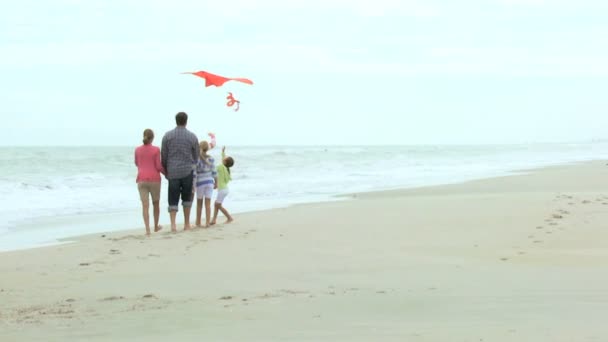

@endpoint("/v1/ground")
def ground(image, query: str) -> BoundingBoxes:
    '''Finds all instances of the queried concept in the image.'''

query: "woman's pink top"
[134,144,165,183]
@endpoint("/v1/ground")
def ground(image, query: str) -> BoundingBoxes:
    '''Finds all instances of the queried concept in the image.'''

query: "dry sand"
[1,161,608,341]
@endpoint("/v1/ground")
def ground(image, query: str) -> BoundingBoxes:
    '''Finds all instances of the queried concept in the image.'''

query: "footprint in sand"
[549,222,558,226]
[533,240,543,244]
[552,214,563,219]
[109,249,121,255]
[582,200,591,204]
[142,294,157,299]
[280,289,309,295]
[79,263,90,266]
[219,296,233,300]
[518,251,526,255]
[545,231,552,234]
[110,235,143,242]
[100,296,125,302]
[536,226,543,230]
[500,257,509,261]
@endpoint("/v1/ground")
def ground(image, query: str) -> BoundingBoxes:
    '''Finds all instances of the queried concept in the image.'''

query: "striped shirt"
[161,126,199,180]
[195,156,217,187]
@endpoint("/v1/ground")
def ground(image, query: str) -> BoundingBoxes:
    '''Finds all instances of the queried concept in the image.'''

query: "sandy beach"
[1,161,608,341]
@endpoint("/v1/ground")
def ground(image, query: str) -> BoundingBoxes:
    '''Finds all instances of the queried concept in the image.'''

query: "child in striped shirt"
[195,141,217,228]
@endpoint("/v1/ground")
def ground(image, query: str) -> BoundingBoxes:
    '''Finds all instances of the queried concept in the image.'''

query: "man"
[161,112,200,232]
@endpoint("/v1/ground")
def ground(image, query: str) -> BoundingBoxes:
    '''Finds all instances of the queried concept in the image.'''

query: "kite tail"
[226,92,241,111]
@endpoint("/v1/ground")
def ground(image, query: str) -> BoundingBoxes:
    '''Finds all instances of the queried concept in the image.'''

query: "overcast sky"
[1,0,607,146]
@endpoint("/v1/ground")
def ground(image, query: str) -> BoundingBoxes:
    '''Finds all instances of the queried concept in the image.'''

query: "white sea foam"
[1,143,607,251]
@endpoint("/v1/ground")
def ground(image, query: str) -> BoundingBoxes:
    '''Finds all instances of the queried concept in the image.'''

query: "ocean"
[1,143,607,252]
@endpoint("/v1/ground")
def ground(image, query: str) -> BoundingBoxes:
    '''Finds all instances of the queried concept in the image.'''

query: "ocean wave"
[1,143,608,238]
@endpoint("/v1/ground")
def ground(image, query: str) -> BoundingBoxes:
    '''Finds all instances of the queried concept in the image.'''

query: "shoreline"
[2,158,602,254]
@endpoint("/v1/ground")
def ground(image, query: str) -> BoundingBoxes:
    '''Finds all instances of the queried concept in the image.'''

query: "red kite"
[182,70,252,111]
[182,71,253,87]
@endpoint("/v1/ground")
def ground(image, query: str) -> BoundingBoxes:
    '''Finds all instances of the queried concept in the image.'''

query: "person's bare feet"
[154,225,163,233]
[225,218,234,224]
[209,220,216,226]
[171,224,177,233]
[184,225,192,231]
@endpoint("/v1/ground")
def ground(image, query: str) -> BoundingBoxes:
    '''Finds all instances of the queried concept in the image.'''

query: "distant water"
[1,143,607,251]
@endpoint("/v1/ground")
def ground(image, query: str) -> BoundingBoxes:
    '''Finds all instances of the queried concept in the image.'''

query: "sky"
[1,0,607,146]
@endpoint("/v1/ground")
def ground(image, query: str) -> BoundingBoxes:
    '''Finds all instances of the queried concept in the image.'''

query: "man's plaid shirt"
[161,126,199,180]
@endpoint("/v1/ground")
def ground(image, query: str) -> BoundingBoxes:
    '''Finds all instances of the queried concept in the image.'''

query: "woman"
[134,129,165,235]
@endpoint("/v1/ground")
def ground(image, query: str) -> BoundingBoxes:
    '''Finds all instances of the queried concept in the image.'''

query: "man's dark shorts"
[168,172,194,212]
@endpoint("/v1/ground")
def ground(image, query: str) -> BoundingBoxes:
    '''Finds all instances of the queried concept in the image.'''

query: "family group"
[133,112,235,234]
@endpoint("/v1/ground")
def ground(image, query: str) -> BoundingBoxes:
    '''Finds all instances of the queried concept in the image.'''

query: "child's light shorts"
[216,189,229,204]
[196,183,214,200]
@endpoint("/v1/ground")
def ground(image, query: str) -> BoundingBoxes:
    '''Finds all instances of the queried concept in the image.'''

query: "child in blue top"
[195,141,217,227]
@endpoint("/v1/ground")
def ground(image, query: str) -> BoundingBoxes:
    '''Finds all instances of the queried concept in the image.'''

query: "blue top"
[196,155,217,187]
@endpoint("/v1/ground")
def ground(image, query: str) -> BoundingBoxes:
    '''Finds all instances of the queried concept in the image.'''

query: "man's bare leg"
[170,210,178,232]
[183,206,192,230]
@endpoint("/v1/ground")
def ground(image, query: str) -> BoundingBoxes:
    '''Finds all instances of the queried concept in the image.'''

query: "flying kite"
[182,70,253,111]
